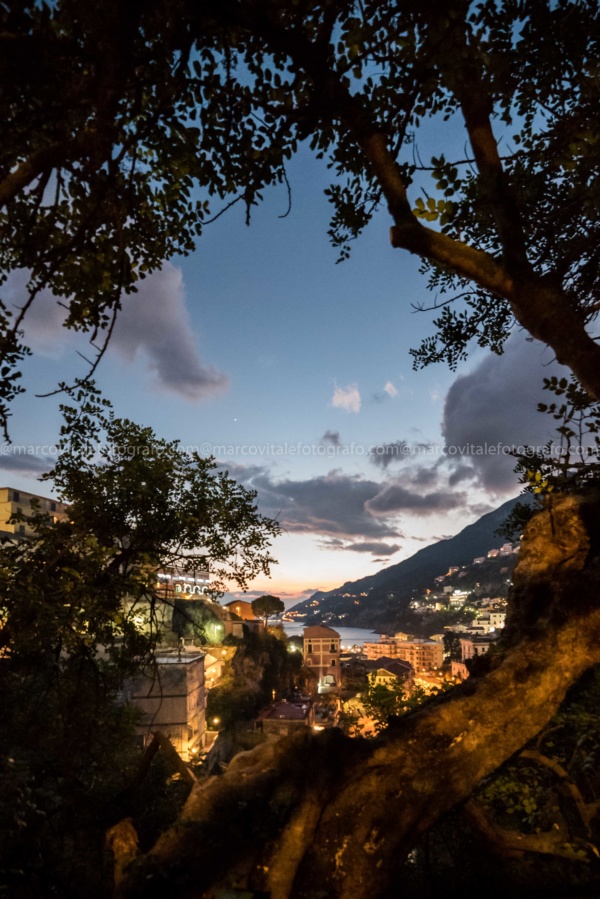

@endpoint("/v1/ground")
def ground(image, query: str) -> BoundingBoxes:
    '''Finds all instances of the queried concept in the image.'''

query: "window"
[330,643,336,652]
[12,490,19,502]
[50,501,56,512]
[19,525,25,535]
[331,659,336,667]
[307,644,313,653]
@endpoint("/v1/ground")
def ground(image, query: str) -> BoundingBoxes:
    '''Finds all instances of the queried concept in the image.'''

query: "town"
[0,485,512,758]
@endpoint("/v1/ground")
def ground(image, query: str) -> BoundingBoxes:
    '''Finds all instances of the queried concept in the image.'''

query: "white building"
[123,649,206,760]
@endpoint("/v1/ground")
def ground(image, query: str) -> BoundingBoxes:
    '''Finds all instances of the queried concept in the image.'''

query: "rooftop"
[257,699,312,721]
[303,625,340,638]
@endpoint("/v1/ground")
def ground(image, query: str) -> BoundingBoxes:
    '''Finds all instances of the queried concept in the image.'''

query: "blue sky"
[2,143,566,604]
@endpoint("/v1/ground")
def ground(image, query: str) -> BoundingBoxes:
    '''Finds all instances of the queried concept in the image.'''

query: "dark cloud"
[408,466,439,488]
[220,463,467,544]
[350,541,401,555]
[366,483,466,516]
[252,470,402,538]
[443,334,566,492]
[112,264,228,400]
[370,440,435,469]
[321,430,341,447]
[13,265,228,401]
[448,464,476,487]
[318,538,401,556]
[0,452,53,475]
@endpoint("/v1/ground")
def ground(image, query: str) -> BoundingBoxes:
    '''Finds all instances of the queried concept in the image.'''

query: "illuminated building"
[122,648,206,760]
[0,486,67,538]
[303,625,341,693]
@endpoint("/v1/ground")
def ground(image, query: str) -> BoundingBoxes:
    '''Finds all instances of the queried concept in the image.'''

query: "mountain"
[288,495,529,631]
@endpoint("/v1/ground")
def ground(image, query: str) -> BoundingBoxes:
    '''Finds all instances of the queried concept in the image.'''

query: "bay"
[281,623,381,648]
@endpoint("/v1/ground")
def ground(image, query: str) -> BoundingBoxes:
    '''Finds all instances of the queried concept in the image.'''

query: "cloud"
[370,440,434,469]
[448,464,476,487]
[443,334,567,492]
[321,430,341,447]
[7,269,70,358]
[318,538,401,556]
[219,462,469,546]
[331,383,361,414]
[252,469,401,538]
[407,466,439,488]
[0,451,52,475]
[111,264,228,400]
[373,380,401,403]
[11,265,228,401]
[366,483,466,516]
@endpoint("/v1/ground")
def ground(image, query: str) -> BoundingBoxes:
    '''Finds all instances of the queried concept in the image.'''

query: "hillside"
[288,495,528,632]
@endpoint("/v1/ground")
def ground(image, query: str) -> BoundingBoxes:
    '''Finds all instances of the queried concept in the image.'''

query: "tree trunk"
[120,495,600,899]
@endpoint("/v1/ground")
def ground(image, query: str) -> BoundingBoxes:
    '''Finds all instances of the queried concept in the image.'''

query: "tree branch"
[119,495,600,899]
[463,799,581,861]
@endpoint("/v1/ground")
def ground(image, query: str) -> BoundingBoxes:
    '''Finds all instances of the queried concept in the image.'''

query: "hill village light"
[157,567,210,597]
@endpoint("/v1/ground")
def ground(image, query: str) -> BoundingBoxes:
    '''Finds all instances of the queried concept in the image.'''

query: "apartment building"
[0,486,67,538]
[123,649,206,760]
[303,624,341,693]
[460,635,496,661]
[364,639,405,661]
[395,640,444,672]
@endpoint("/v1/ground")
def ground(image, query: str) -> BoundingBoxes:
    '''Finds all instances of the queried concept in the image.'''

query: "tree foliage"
[1,0,599,435]
[2,2,600,896]
[251,593,285,624]
[0,385,279,897]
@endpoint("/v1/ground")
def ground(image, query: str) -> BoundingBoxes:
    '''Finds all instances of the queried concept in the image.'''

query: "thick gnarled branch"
[120,495,600,899]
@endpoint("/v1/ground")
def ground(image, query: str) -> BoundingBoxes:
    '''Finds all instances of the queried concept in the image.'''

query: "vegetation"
[251,593,285,626]
[342,681,450,738]
[1,1,600,897]
[207,629,303,731]
[0,387,279,897]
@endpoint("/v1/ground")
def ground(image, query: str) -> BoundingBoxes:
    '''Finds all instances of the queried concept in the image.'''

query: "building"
[364,657,414,691]
[223,615,262,638]
[460,635,496,661]
[303,625,341,693]
[256,698,315,736]
[451,660,470,681]
[364,638,405,661]
[395,640,444,672]
[0,486,68,538]
[449,589,470,608]
[223,599,256,620]
[123,649,206,760]
[475,611,506,634]
[156,565,210,600]
[203,651,225,691]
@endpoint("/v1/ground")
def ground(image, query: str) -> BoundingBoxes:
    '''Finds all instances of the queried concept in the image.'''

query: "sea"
[281,623,381,648]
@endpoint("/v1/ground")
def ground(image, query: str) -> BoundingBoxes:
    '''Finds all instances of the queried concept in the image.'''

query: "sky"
[1,143,568,606]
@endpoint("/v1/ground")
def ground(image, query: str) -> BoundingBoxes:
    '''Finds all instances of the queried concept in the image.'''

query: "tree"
[2,2,600,896]
[0,385,279,897]
[1,2,599,430]
[443,631,462,662]
[251,593,285,626]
